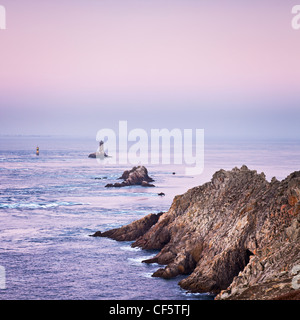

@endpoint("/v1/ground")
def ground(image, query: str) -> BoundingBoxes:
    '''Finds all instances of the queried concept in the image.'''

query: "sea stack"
[88,140,109,159]
[105,166,155,188]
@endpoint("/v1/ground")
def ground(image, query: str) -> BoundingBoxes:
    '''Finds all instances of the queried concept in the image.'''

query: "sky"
[0,0,300,140]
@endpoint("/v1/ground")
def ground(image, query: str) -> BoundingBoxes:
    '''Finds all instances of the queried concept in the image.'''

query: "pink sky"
[0,1,300,138]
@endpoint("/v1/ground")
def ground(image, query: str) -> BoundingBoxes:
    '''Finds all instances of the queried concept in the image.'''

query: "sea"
[0,136,299,300]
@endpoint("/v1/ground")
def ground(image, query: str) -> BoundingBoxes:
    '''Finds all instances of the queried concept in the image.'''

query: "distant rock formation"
[98,165,300,300]
[88,140,109,159]
[105,166,155,188]
[88,153,97,158]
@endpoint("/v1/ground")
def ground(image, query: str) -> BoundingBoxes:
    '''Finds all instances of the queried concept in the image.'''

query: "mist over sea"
[0,136,299,299]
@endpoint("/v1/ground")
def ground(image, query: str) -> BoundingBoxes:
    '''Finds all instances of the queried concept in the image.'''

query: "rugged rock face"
[99,166,300,299]
[215,213,300,300]
[91,212,164,241]
[105,166,155,188]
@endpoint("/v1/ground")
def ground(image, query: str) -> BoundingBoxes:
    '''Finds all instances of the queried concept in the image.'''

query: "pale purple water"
[0,136,299,300]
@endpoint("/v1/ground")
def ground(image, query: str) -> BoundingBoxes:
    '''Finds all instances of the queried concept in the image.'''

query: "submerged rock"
[99,166,300,300]
[105,166,155,188]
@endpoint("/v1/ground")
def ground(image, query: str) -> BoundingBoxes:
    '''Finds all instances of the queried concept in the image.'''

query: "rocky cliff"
[97,166,300,300]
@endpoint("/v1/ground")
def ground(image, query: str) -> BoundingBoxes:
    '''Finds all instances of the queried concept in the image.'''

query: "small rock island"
[88,140,109,159]
[105,166,155,188]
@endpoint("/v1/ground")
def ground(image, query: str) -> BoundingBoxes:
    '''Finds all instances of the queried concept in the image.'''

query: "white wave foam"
[141,272,154,279]
[127,256,153,265]
[120,245,141,252]
[0,201,84,210]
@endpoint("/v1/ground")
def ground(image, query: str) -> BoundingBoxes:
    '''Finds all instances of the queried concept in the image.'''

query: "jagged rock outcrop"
[98,166,300,299]
[90,212,164,241]
[105,166,155,188]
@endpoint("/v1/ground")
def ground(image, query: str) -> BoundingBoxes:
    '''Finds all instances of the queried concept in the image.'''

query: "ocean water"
[0,136,299,300]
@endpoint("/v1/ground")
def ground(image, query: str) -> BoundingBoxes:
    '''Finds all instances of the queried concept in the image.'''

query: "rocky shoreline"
[94,166,300,300]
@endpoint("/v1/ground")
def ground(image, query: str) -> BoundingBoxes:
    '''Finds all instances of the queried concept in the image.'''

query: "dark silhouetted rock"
[105,166,155,188]
[90,231,102,237]
[88,153,97,158]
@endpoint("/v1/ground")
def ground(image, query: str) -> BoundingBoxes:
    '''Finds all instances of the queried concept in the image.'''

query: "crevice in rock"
[245,249,254,264]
